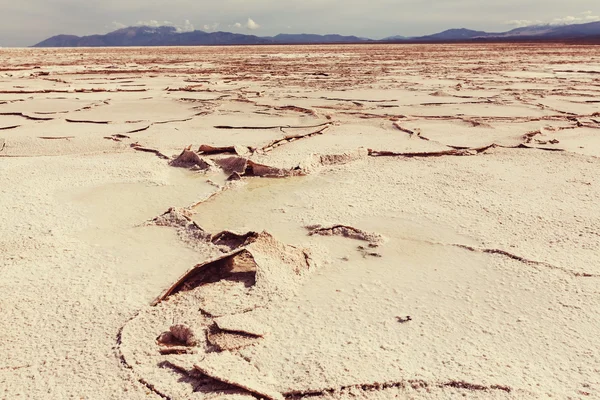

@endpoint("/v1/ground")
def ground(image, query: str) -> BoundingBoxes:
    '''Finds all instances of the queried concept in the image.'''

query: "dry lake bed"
[1,44,600,399]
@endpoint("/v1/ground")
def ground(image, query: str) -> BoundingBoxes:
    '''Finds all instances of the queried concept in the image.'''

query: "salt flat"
[1,44,599,399]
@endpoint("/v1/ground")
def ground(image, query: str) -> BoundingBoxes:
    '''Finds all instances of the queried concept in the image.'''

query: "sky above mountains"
[1,0,599,46]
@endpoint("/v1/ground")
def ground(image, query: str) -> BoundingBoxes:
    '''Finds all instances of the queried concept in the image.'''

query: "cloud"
[111,21,126,30]
[136,19,162,27]
[231,19,259,30]
[552,11,600,25]
[505,19,541,27]
[202,22,219,32]
[505,11,599,27]
[135,19,195,32]
[246,18,260,30]
[177,19,195,32]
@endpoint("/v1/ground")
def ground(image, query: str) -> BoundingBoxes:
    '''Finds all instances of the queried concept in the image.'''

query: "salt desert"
[1,44,599,399]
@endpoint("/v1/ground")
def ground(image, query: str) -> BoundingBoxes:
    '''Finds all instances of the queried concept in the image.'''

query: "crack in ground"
[126,125,151,134]
[274,105,318,116]
[262,124,331,152]
[130,142,170,160]
[318,96,398,103]
[392,122,430,141]
[285,379,513,399]
[65,118,110,124]
[401,236,596,277]
[116,312,172,400]
[154,117,194,125]
[452,244,598,277]
[390,232,597,277]
[368,144,496,158]
[413,113,600,125]
[215,122,331,130]
[367,140,578,158]
[0,89,70,94]
[0,112,54,121]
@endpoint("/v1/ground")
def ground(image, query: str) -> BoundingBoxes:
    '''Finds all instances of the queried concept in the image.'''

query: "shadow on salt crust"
[152,231,314,306]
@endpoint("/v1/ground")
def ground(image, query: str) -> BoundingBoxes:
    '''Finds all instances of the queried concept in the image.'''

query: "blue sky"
[1,0,599,46]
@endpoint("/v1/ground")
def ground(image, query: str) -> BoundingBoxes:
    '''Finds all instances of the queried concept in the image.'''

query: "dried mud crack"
[284,379,513,399]
[262,124,331,152]
[452,244,598,277]
[116,314,173,400]
[214,122,331,130]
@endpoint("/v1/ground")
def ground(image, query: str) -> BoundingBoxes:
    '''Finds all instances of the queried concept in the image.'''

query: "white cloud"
[135,19,195,32]
[177,19,195,32]
[553,16,579,24]
[506,11,599,27]
[552,11,600,25]
[202,22,219,31]
[246,18,260,30]
[232,22,242,29]
[111,21,126,30]
[505,19,541,27]
[136,19,161,27]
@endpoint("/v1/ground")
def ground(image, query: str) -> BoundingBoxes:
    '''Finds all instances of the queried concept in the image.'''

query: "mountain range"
[34,21,600,47]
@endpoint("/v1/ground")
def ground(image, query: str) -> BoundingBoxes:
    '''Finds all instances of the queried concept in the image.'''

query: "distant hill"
[415,28,492,41]
[382,35,408,41]
[33,21,600,47]
[34,26,369,47]
[270,33,369,44]
[34,26,271,47]
[518,21,600,38]
[383,21,600,42]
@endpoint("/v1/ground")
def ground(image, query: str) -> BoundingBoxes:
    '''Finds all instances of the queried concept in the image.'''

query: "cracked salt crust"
[1,44,599,399]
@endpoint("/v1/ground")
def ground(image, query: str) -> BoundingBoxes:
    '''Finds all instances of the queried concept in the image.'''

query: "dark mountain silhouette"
[394,21,600,41]
[415,28,492,41]
[35,26,272,47]
[34,26,368,47]
[33,21,600,47]
[518,21,600,38]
